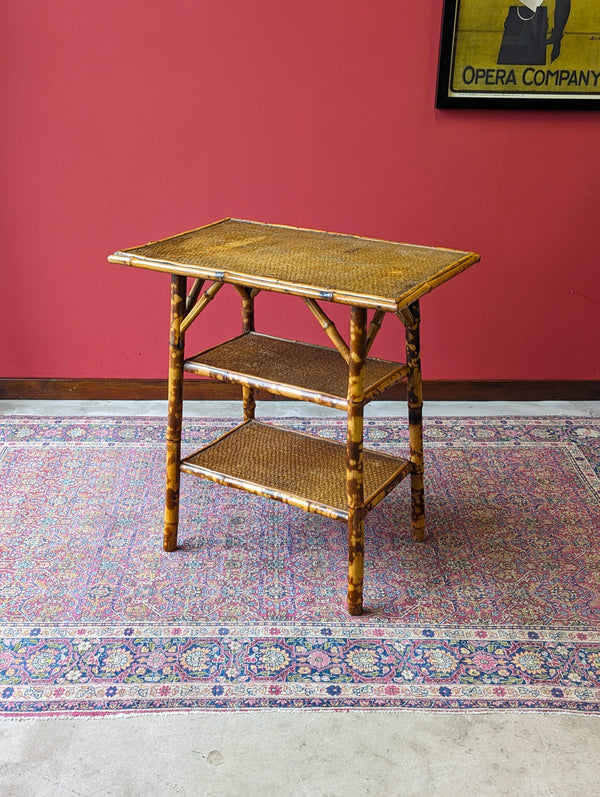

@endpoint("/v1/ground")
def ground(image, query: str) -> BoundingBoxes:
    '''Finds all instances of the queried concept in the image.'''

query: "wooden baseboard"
[1,378,599,401]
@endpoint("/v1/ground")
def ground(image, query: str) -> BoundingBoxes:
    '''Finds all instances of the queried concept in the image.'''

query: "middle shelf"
[180,420,412,521]
[184,332,409,410]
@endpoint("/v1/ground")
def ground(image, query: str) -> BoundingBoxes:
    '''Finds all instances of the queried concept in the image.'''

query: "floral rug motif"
[1,415,599,716]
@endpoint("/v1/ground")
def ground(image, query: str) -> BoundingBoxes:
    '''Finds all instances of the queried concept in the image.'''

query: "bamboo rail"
[397,259,477,311]
[180,462,349,521]
[184,362,349,409]
[109,218,479,313]
[363,363,410,402]
[363,459,413,514]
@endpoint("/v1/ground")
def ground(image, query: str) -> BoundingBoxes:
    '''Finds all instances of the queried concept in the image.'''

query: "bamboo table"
[109,219,479,615]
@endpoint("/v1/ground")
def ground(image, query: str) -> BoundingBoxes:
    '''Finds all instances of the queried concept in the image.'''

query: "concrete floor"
[2,399,600,418]
[1,401,600,796]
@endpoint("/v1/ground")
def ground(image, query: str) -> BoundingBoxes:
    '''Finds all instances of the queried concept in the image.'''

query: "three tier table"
[109,219,479,615]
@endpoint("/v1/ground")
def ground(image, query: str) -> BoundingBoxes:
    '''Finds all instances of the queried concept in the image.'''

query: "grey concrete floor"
[2,399,600,418]
[1,401,600,796]
[1,711,600,796]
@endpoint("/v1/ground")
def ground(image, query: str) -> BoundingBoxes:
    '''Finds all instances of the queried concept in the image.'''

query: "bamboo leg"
[347,305,367,615]
[404,301,426,542]
[239,287,256,420]
[164,274,186,552]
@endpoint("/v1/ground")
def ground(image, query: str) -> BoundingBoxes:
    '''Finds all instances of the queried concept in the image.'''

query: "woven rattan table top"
[109,218,479,311]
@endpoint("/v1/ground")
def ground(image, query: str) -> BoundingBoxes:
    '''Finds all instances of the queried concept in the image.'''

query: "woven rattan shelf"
[109,218,479,312]
[181,421,412,522]
[109,217,480,615]
[184,332,408,409]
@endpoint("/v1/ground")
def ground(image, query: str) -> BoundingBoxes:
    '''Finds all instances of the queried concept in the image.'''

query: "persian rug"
[1,415,599,717]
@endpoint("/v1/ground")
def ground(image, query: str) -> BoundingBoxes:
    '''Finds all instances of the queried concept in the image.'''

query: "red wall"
[2,1,599,381]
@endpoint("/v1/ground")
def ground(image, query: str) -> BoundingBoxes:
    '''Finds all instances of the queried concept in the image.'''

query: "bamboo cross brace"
[366,309,386,355]
[303,298,350,364]
[185,278,205,313]
[180,281,224,334]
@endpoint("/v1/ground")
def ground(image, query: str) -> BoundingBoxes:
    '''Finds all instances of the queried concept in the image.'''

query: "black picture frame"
[436,0,600,109]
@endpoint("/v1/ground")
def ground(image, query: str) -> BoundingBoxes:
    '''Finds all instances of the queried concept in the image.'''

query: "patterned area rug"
[1,415,599,717]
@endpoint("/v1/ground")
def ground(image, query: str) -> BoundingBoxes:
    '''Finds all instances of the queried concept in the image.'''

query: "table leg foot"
[347,509,365,616]
[410,472,426,542]
[164,438,181,551]
[163,522,178,552]
[348,600,363,617]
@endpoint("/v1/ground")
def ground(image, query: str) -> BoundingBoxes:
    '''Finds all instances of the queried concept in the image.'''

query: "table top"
[108,218,480,312]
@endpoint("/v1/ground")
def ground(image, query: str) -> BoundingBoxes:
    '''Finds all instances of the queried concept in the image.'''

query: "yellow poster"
[437,1,600,107]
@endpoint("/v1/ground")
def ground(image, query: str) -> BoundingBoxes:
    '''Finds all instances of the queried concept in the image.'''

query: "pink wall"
[2,1,599,381]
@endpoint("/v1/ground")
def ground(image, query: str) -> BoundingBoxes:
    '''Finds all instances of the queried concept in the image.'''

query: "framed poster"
[436,1,600,109]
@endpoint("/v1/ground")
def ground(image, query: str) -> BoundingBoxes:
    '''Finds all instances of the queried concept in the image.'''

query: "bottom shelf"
[180,420,412,522]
